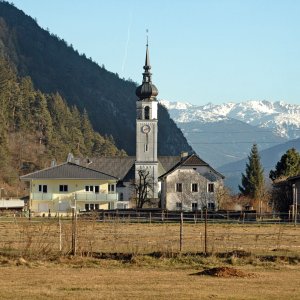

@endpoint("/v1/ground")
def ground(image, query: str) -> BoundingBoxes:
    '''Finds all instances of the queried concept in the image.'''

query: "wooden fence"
[0,215,299,258]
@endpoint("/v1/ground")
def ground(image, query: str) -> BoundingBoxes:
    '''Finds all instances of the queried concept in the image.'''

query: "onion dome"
[136,44,159,100]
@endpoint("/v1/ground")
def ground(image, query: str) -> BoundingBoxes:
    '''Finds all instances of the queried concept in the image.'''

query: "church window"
[144,144,148,152]
[176,183,182,192]
[144,106,150,119]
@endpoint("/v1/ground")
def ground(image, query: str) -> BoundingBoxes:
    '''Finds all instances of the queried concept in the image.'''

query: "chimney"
[50,159,56,167]
[67,153,74,163]
[180,151,189,160]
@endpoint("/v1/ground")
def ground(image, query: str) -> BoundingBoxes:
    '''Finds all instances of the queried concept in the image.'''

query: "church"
[21,43,224,214]
[82,43,225,211]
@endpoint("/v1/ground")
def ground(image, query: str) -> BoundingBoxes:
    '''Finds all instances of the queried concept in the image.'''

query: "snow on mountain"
[160,100,300,139]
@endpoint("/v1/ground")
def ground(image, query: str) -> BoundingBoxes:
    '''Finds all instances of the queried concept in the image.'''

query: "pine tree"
[269,148,300,182]
[239,144,265,199]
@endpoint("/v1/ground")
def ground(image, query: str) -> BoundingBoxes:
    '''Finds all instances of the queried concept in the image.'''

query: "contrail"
[121,11,133,76]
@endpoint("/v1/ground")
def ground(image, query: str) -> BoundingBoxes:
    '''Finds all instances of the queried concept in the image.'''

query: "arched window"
[144,106,150,119]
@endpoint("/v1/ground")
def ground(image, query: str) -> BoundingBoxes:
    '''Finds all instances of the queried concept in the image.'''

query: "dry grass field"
[0,257,299,300]
[0,219,299,299]
[0,218,299,256]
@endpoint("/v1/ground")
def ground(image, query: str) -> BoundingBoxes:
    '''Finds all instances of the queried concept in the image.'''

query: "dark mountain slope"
[0,1,192,155]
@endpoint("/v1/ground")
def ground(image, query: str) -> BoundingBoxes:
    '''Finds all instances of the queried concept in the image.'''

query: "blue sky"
[11,0,300,105]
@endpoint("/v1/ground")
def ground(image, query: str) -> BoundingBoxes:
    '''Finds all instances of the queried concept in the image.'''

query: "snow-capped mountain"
[160,100,300,139]
[159,99,300,191]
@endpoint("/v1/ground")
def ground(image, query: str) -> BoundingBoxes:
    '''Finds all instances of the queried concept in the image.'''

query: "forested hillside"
[0,1,192,156]
[0,58,124,195]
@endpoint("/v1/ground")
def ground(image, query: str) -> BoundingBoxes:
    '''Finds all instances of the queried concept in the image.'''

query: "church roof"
[83,156,181,181]
[20,162,118,180]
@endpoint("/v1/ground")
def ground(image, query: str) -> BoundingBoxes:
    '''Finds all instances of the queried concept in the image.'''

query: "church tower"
[135,41,159,199]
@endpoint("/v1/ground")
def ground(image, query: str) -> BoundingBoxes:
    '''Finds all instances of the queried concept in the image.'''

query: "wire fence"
[0,214,299,258]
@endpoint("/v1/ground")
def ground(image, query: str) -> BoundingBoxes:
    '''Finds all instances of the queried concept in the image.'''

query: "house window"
[59,185,68,192]
[95,204,99,210]
[144,106,150,119]
[176,202,182,209]
[208,203,215,210]
[120,192,124,201]
[38,185,47,193]
[191,183,198,192]
[176,183,182,192]
[85,186,94,192]
[192,203,198,211]
[108,184,115,192]
[85,204,89,211]
[90,204,95,210]
[85,186,99,193]
[208,183,214,193]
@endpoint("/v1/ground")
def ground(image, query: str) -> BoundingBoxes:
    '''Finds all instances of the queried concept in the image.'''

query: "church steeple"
[136,41,158,100]
[135,38,159,200]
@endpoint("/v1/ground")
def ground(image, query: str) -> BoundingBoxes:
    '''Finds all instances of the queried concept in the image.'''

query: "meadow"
[0,218,299,299]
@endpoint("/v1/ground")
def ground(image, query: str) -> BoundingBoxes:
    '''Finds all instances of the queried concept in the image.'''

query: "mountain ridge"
[160,99,300,139]
[0,1,192,156]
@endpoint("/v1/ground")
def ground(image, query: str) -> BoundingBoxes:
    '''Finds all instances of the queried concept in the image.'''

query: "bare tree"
[131,169,155,208]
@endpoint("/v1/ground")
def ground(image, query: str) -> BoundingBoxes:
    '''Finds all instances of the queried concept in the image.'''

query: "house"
[20,161,119,215]
[160,153,224,211]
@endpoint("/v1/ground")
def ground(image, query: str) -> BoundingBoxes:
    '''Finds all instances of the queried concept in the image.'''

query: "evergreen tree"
[239,144,265,199]
[269,148,300,182]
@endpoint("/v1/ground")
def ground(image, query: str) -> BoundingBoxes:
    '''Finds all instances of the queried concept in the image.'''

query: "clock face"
[141,125,151,134]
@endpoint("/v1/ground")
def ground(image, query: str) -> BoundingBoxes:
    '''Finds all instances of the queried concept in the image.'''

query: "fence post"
[204,208,208,255]
[71,207,77,256]
[180,212,183,252]
[59,212,62,251]
[149,212,152,224]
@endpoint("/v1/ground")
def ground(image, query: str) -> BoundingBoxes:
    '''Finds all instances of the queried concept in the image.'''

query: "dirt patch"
[192,267,254,278]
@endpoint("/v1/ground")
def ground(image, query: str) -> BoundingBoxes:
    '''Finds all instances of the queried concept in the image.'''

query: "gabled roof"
[181,155,209,166]
[159,154,225,179]
[20,162,118,181]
